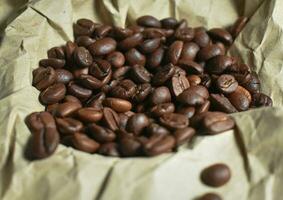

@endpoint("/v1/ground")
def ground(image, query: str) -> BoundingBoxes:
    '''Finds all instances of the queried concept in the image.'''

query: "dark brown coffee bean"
[160,17,178,29]
[75,36,96,47]
[103,98,132,113]
[216,74,238,94]
[168,40,183,64]
[77,107,103,123]
[63,95,81,104]
[175,27,195,42]
[137,15,161,28]
[47,47,65,59]
[33,67,56,90]
[118,33,143,51]
[55,102,82,117]
[252,93,273,107]
[187,75,201,86]
[39,58,66,69]
[77,74,102,89]
[210,94,237,113]
[130,65,151,83]
[72,67,88,79]
[118,113,130,130]
[89,59,111,79]
[215,42,226,55]
[55,117,83,135]
[133,83,152,103]
[74,18,96,37]
[150,86,171,105]
[206,55,234,74]
[142,28,165,39]
[176,19,188,30]
[159,113,189,129]
[171,73,190,96]
[128,25,145,33]
[98,142,120,156]
[177,85,209,106]
[197,44,223,61]
[54,69,73,84]
[67,81,92,100]
[200,74,212,88]
[73,47,93,68]
[112,27,133,39]
[110,79,137,100]
[125,48,146,66]
[106,51,125,68]
[208,28,233,45]
[152,63,175,86]
[71,132,100,153]
[198,193,222,200]
[178,59,204,74]
[88,37,117,56]
[119,136,142,157]
[146,46,165,69]
[139,38,161,53]
[85,92,105,108]
[126,113,149,135]
[225,62,250,74]
[65,41,77,62]
[88,123,116,143]
[94,24,112,38]
[174,127,195,145]
[241,72,261,94]
[202,112,235,134]
[180,42,200,61]
[177,106,195,119]
[144,135,175,156]
[230,16,248,38]
[150,103,175,117]
[103,107,120,131]
[40,83,66,105]
[227,86,251,111]
[193,28,210,48]
[146,123,170,137]
[201,163,231,187]
[113,66,131,80]
[26,112,59,159]
[197,100,210,114]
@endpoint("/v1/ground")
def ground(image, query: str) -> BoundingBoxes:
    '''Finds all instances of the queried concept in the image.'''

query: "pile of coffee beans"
[25,15,272,199]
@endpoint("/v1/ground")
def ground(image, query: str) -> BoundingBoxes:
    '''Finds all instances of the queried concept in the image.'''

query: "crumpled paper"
[0,0,282,199]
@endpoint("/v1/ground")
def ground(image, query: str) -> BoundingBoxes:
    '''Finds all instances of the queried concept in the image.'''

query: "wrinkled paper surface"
[0,0,283,199]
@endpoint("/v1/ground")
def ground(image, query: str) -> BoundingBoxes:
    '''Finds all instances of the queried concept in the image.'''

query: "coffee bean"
[210,93,237,113]
[177,106,195,119]
[177,85,209,106]
[72,67,88,79]
[56,117,83,135]
[74,18,96,37]
[87,123,116,143]
[201,163,231,187]
[152,63,175,86]
[54,102,82,117]
[39,58,66,69]
[137,15,161,28]
[142,28,165,39]
[71,132,100,153]
[168,40,183,64]
[160,17,178,29]
[198,193,222,200]
[67,81,92,101]
[225,62,250,74]
[98,142,120,156]
[54,69,73,84]
[150,103,175,117]
[125,48,146,66]
[144,135,175,156]
[89,59,111,79]
[75,36,96,47]
[159,113,189,129]
[128,25,145,34]
[180,42,200,61]
[202,112,235,134]
[77,107,103,122]
[208,28,233,45]
[187,75,201,86]
[110,79,137,100]
[175,27,195,42]
[193,28,210,48]
[173,127,195,145]
[241,72,261,94]
[197,100,210,114]
[252,93,273,107]
[64,95,81,104]
[77,74,102,89]
[126,113,149,135]
[32,67,56,90]
[40,83,66,105]
[227,86,251,111]
[103,107,120,131]
[139,38,161,53]
[47,47,65,59]
[112,66,130,80]
[206,55,234,74]
[146,46,165,69]
[130,65,151,83]
[178,59,204,74]
[216,74,238,94]
[176,19,188,30]
[119,136,142,156]
[73,47,93,68]
[94,24,112,38]
[106,51,125,68]
[118,33,143,51]
[146,123,170,136]
[197,44,223,61]
[88,37,117,56]
[230,16,248,38]
[150,86,171,105]
[112,27,134,39]
[133,83,152,103]
[103,97,132,113]
[65,41,77,63]
[171,73,190,96]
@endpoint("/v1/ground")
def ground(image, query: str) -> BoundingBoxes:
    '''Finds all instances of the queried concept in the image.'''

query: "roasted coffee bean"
[208,28,233,45]
[193,28,210,48]
[98,142,120,156]
[144,135,175,156]
[150,103,175,117]
[71,132,100,153]
[75,36,96,47]
[150,86,171,105]
[54,102,82,117]
[201,163,231,187]
[56,117,83,135]
[128,25,145,34]
[228,86,251,111]
[103,107,120,131]
[147,46,165,69]
[198,193,222,200]
[133,83,152,103]
[113,66,131,80]
[65,41,77,63]
[94,24,112,38]
[72,67,89,79]
[54,69,73,84]
[77,107,103,122]
[142,28,165,39]
[215,42,226,55]
[180,42,200,61]
[216,74,238,94]
[67,81,92,100]
[200,74,212,88]
[225,62,250,74]
[197,44,223,61]
[252,93,273,107]
[241,72,261,94]
[197,100,210,114]
[88,37,117,56]
[168,40,183,64]
[86,92,105,108]
[130,65,151,83]
[112,27,133,39]
[202,112,235,134]
[210,94,237,113]
[139,38,161,53]
[206,55,234,74]
[106,51,125,68]
[152,63,175,86]
[40,83,66,105]
[89,59,111,79]
[118,113,130,130]
[119,136,142,156]
[103,97,132,113]
[74,18,96,37]
[77,74,102,89]
[187,75,201,86]
[230,16,248,38]
[119,33,143,51]
[171,73,190,96]
[177,106,195,119]
[63,95,81,104]
[32,67,56,90]
[26,112,59,159]
[161,17,178,29]
[47,47,65,59]
[159,113,189,129]
[73,47,93,68]
[178,59,203,74]
[146,123,170,136]
[137,15,161,28]
[126,113,149,135]
[88,123,116,143]
[110,79,137,99]
[173,127,195,145]
[125,48,146,66]
[177,85,209,106]
[39,58,66,69]
[175,27,194,42]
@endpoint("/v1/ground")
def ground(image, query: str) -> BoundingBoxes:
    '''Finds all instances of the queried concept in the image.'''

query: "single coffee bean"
[230,16,248,38]
[180,42,200,61]
[139,38,161,53]
[113,66,130,80]
[152,63,175,86]
[216,74,238,94]
[173,127,195,145]
[63,95,81,104]
[39,58,66,69]
[206,55,234,74]
[133,83,152,103]
[201,163,231,187]
[89,59,111,79]
[72,67,89,79]
[47,47,65,59]
[202,112,235,134]
[88,37,117,56]
[178,59,204,74]
[171,73,190,96]
[112,27,133,39]
[144,135,175,156]
[103,97,132,113]
[142,28,165,39]
[119,136,142,157]
[93,24,112,38]
[146,46,165,69]
[110,79,137,100]
[54,102,82,117]
[88,123,116,143]
[227,86,251,111]
[32,67,56,90]
[193,29,210,48]
[197,44,223,61]
[168,40,183,64]
[54,69,73,84]
[208,28,233,45]
[125,48,146,66]
[177,106,195,119]
[210,93,238,113]
[130,64,151,83]
[71,132,100,153]
[73,47,93,68]
[150,86,171,105]
[159,113,189,129]
[67,81,92,100]
[215,42,226,55]
[74,18,96,37]
[98,142,120,156]
[106,51,125,68]
[175,27,195,42]
[198,193,222,200]
[75,36,96,47]
[77,107,103,122]
[177,85,209,106]
[40,83,66,105]
[146,123,170,136]
[126,113,150,135]
[241,72,261,94]
[128,25,145,34]
[103,107,120,131]
[118,33,143,51]
[55,117,83,135]
[77,74,102,89]
[252,93,273,107]
[187,75,201,86]
[160,17,178,29]
[137,15,161,28]
[150,103,175,117]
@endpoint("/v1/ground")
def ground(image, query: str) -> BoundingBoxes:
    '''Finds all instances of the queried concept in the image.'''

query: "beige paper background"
[0,0,283,199]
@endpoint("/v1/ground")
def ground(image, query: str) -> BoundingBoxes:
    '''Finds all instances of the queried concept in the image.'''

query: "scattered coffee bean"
[201,163,231,187]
